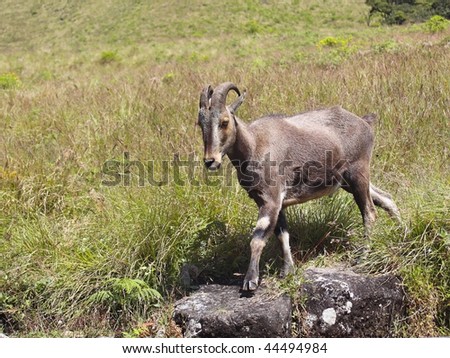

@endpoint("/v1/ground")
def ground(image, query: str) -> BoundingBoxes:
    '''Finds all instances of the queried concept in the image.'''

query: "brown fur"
[198,82,401,291]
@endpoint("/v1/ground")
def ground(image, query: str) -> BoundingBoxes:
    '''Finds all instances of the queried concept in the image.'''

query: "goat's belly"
[282,184,340,208]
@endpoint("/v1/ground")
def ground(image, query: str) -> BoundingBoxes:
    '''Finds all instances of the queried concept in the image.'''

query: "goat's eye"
[220,117,229,129]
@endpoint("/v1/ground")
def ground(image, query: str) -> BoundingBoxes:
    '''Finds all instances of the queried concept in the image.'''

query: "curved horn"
[210,82,241,110]
[229,89,246,113]
[199,85,213,109]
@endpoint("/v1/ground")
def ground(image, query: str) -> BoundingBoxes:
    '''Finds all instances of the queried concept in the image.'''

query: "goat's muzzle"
[204,158,221,170]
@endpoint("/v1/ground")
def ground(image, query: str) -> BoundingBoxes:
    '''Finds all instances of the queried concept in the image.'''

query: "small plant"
[88,277,162,314]
[162,72,175,84]
[373,40,399,53]
[0,166,19,184]
[39,69,54,81]
[423,15,450,33]
[99,50,120,64]
[188,51,209,63]
[317,37,356,65]
[318,36,348,48]
[0,166,19,192]
[245,19,264,34]
[251,57,267,70]
[0,72,21,89]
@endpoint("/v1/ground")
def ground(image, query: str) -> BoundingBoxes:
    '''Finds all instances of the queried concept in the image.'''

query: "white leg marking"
[279,231,290,253]
[279,191,286,208]
[255,216,271,231]
[278,231,294,266]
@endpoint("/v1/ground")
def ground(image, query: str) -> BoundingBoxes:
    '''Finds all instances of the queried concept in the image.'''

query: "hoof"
[280,264,295,278]
[242,278,259,291]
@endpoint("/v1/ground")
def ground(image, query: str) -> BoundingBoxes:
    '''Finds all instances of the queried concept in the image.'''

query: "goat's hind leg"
[343,171,377,263]
[370,184,401,223]
[275,210,295,277]
[345,172,377,237]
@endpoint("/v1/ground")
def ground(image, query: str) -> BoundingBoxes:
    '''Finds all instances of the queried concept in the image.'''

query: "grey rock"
[299,267,406,337]
[0,333,8,338]
[173,284,291,338]
[173,267,406,338]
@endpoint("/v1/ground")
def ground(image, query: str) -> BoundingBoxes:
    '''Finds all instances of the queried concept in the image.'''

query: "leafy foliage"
[0,72,21,89]
[99,50,120,64]
[87,278,162,312]
[423,15,450,33]
[317,37,357,66]
[318,36,349,48]
[366,0,450,24]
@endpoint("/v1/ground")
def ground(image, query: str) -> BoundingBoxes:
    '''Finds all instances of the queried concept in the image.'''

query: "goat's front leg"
[275,210,295,277]
[243,204,279,291]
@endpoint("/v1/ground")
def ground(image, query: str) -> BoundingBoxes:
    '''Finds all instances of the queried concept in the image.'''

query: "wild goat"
[197,82,401,291]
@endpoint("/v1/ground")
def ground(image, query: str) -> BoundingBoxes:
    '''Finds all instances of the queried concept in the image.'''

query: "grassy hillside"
[1,0,449,337]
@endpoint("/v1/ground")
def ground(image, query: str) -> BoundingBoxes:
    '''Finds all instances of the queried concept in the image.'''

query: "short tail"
[362,113,377,127]
[369,183,401,222]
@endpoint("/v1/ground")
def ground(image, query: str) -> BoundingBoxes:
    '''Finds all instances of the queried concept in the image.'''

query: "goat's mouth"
[206,161,221,171]
[204,153,223,171]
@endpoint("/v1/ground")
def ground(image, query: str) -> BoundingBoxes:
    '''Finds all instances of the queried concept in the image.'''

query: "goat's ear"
[200,85,213,109]
[228,90,246,114]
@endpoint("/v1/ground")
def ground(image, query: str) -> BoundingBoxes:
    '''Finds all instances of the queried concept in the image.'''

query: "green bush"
[99,50,120,64]
[0,72,21,89]
[423,15,450,33]
[386,10,407,25]
[432,0,450,18]
[87,278,162,313]
[318,36,349,48]
[317,37,356,65]
[373,40,399,53]
[366,0,450,25]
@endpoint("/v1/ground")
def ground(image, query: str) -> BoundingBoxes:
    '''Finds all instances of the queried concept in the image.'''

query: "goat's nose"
[204,158,215,168]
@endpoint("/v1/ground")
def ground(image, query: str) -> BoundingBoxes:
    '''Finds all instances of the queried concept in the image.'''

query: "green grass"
[1,0,449,337]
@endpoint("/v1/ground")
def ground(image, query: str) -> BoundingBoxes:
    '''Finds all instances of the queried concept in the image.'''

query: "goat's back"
[249,106,375,164]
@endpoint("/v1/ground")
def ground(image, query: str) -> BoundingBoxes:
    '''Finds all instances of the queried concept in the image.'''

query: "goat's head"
[198,82,246,170]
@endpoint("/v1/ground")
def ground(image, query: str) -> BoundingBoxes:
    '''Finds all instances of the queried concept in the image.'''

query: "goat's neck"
[227,116,254,165]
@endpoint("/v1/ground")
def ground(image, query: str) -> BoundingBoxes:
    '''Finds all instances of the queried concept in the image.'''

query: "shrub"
[318,36,349,48]
[432,0,450,19]
[0,72,21,89]
[99,50,120,64]
[317,37,356,66]
[87,278,162,314]
[245,19,264,34]
[373,40,399,53]
[386,10,407,25]
[366,0,450,25]
[423,15,450,33]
